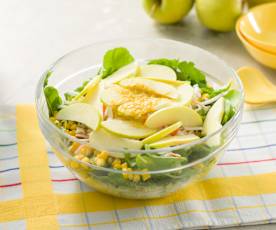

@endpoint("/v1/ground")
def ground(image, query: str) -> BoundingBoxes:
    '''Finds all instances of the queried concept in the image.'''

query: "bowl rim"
[236,17,276,56]
[239,2,276,51]
[35,38,244,173]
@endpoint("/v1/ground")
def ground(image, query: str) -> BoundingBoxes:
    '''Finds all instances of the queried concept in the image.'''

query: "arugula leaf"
[201,82,231,98]
[64,80,89,102]
[43,71,52,88]
[136,154,187,171]
[74,80,89,93]
[222,89,241,124]
[101,47,134,78]
[148,58,207,87]
[44,86,62,116]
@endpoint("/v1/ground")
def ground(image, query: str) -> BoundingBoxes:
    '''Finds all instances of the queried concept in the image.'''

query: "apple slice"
[177,84,194,105]
[100,85,126,106]
[148,134,200,148]
[102,62,139,86]
[101,119,156,139]
[119,78,178,99]
[74,75,101,101]
[89,128,143,152]
[203,97,224,146]
[138,64,176,81]
[145,105,202,129]
[56,103,100,130]
[142,121,182,144]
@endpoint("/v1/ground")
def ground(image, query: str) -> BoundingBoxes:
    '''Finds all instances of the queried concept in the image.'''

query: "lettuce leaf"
[136,154,187,171]
[148,58,207,87]
[101,47,134,78]
[222,89,241,124]
[44,86,62,116]
[201,82,231,98]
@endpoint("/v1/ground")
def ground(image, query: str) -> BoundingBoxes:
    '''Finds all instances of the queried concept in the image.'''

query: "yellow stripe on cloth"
[16,105,59,230]
[55,171,276,214]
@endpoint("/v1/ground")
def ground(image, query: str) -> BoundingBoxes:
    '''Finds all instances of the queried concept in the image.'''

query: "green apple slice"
[101,119,156,139]
[119,78,179,99]
[145,105,202,129]
[203,97,224,146]
[74,75,101,101]
[148,134,200,148]
[102,62,139,86]
[56,103,100,130]
[89,128,143,152]
[100,85,126,106]
[142,121,182,144]
[138,64,176,81]
[177,84,194,105]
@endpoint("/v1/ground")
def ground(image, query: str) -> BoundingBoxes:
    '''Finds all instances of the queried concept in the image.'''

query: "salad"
[43,47,241,198]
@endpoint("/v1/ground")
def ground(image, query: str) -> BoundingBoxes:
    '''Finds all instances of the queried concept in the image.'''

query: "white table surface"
[1,0,275,229]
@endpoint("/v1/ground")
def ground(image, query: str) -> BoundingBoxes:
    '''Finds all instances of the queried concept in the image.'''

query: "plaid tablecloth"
[1,104,276,229]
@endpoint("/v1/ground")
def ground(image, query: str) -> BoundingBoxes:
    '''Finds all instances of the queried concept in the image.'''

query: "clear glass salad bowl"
[35,38,244,199]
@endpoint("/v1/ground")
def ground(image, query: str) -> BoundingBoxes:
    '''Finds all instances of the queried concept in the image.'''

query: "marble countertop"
[1,0,275,229]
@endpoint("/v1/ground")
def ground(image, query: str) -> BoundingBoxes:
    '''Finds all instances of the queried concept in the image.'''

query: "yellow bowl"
[236,18,276,69]
[239,2,276,53]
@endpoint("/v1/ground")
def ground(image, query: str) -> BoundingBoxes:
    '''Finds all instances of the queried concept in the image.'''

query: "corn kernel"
[69,130,76,136]
[201,93,209,101]
[112,159,121,166]
[113,163,121,169]
[74,154,84,160]
[70,161,80,169]
[69,142,80,153]
[79,145,92,156]
[133,174,140,182]
[96,158,105,167]
[142,174,151,181]
[70,123,77,130]
[121,162,128,169]
[81,157,90,163]
[98,151,108,160]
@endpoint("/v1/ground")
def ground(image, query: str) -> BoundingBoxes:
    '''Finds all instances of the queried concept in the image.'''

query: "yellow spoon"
[237,66,276,104]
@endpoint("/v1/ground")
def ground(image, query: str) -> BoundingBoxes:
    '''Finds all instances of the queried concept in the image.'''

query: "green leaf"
[222,89,241,124]
[64,92,76,102]
[43,71,52,88]
[148,58,207,87]
[224,89,241,108]
[136,154,187,171]
[101,47,134,79]
[44,86,62,116]
[74,80,89,93]
[201,82,231,98]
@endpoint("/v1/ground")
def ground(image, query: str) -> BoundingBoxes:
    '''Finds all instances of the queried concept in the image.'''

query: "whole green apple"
[142,0,194,24]
[196,0,243,32]
[247,0,276,7]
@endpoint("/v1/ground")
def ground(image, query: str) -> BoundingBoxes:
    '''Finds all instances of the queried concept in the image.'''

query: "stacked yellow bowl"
[236,2,276,69]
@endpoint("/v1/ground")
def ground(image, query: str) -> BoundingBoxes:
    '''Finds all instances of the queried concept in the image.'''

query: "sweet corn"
[95,158,105,167]
[97,151,108,160]
[112,159,121,166]
[69,142,80,153]
[70,123,77,130]
[81,157,90,163]
[121,162,128,169]
[74,154,84,160]
[201,93,209,101]
[132,174,140,183]
[122,168,128,179]
[142,169,151,181]
[69,130,76,136]
[113,163,121,169]
[70,160,80,169]
[79,145,92,156]
[142,173,151,181]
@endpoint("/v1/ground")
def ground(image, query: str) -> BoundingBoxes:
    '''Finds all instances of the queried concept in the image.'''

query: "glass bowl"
[35,38,244,199]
